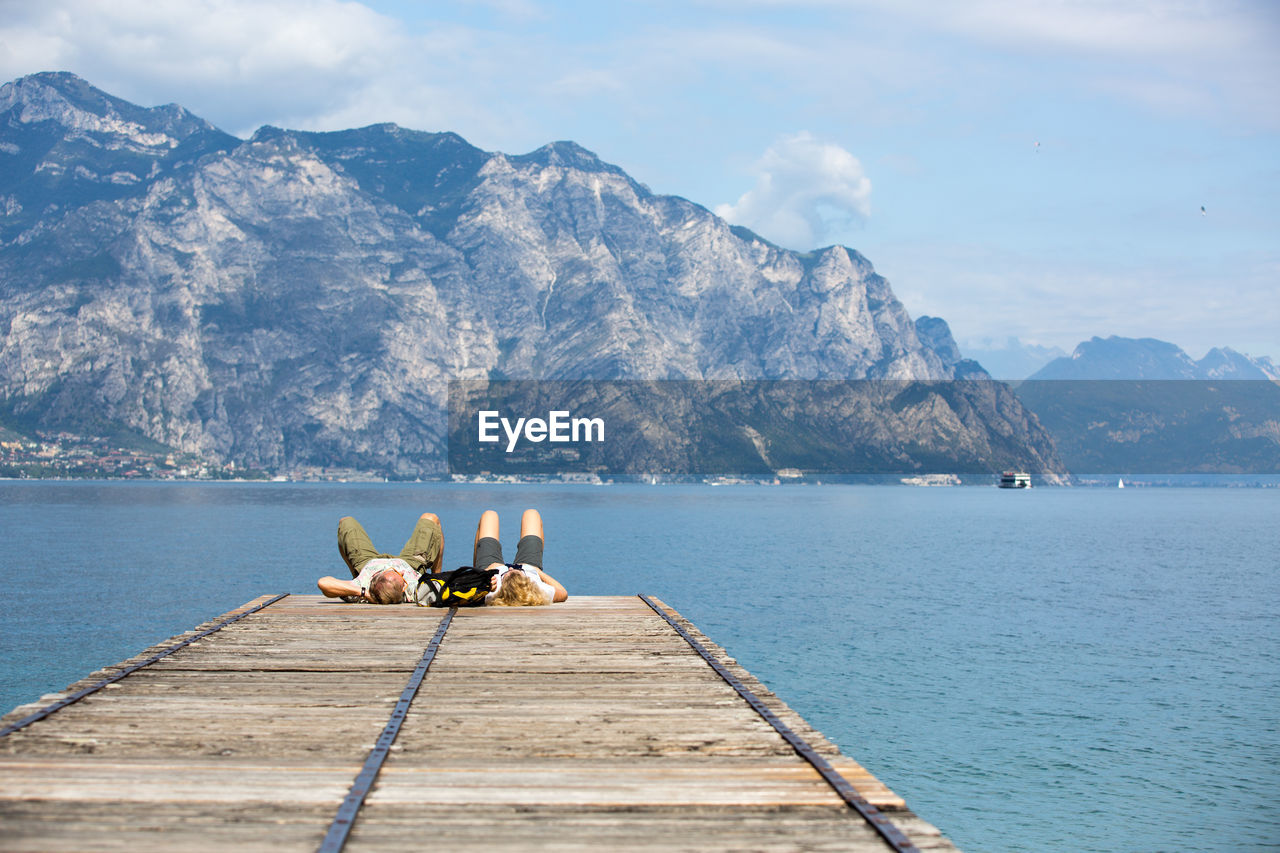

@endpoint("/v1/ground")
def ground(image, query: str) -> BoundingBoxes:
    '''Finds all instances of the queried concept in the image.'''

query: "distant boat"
[1118,478,1125,489]
[998,471,1031,489]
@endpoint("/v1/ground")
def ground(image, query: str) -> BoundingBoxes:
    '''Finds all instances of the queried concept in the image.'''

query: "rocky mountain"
[1029,336,1280,380]
[0,72,1064,477]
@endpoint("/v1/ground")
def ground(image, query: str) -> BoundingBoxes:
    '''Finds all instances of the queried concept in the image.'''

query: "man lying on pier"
[315,509,567,606]
[316,512,444,604]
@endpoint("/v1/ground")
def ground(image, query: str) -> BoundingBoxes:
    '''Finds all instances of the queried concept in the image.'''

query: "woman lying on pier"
[474,508,568,606]
[315,509,567,606]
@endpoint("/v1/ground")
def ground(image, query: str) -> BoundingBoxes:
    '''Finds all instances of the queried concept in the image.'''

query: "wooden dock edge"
[0,594,290,730]
[644,596,908,810]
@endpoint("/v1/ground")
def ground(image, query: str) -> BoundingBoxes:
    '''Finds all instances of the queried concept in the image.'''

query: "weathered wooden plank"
[0,755,900,808]
[343,805,896,853]
[0,757,357,802]
[372,764,888,806]
[0,800,333,853]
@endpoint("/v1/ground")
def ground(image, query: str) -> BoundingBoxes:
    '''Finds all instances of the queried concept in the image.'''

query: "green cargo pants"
[337,514,443,578]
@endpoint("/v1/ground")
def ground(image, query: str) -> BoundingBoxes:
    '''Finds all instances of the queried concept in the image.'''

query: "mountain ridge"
[1030,336,1280,380]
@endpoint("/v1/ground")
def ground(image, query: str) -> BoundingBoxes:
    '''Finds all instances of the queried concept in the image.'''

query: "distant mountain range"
[1014,336,1280,475]
[0,72,1063,478]
[1029,336,1280,380]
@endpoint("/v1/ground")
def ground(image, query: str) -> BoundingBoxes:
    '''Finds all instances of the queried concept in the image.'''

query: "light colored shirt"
[354,557,418,602]
[484,564,554,605]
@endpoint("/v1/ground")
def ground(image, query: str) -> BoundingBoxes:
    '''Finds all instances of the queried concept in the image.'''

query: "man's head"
[366,569,408,604]
[491,569,548,607]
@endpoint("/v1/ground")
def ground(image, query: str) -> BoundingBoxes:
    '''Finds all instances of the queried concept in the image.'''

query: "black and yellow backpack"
[415,566,498,607]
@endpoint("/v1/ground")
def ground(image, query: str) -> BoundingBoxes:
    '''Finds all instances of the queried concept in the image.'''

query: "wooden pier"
[0,595,958,851]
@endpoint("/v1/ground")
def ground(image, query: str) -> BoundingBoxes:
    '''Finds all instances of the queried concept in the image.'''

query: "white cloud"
[715,132,872,251]
[0,1,400,80]
[0,0,520,140]
[547,67,625,98]
[716,0,1270,57]
[932,0,1257,57]
[687,0,1279,127]
[852,0,1280,126]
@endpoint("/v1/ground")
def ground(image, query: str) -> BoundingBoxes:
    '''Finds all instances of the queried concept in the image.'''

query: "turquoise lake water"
[1,480,1276,851]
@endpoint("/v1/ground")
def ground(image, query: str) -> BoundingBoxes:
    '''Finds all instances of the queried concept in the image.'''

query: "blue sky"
[2,0,1276,366]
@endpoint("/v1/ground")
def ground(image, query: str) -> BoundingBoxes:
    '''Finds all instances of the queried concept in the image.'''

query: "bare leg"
[520,508,543,543]
[512,508,546,570]
[473,510,503,569]
[513,508,563,601]
[475,509,500,549]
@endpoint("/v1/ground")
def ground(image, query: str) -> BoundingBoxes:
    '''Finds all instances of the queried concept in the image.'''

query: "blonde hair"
[369,571,406,604]
[491,570,548,607]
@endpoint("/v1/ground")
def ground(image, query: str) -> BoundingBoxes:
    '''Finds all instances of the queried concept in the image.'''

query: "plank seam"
[638,594,920,853]
[317,607,456,853]
[0,593,290,739]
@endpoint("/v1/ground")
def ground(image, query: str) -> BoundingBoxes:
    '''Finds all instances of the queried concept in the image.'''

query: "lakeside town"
[0,430,268,480]
[0,428,580,482]
[0,429,386,482]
